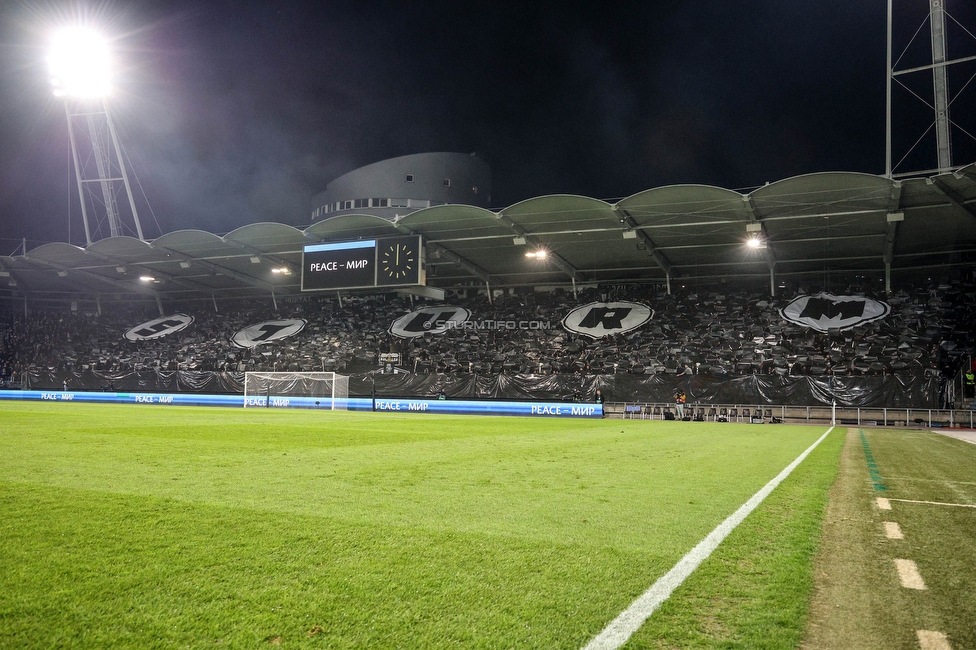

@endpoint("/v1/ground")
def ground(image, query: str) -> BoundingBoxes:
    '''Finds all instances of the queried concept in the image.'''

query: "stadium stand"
[2,278,973,397]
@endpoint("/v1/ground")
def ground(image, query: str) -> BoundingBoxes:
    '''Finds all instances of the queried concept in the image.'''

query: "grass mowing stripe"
[859,429,887,492]
[582,426,834,650]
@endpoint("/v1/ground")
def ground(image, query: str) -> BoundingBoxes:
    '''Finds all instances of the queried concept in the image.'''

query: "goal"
[243,371,349,410]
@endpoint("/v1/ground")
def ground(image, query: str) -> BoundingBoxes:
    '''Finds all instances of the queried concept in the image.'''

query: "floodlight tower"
[48,26,144,244]
[885,0,975,177]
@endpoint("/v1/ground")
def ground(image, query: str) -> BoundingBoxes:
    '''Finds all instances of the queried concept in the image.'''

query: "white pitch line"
[581,426,834,650]
[888,498,976,509]
[883,521,904,539]
[917,630,953,650]
[894,559,927,590]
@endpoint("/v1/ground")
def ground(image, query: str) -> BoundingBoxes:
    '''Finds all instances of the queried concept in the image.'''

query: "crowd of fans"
[1,277,973,388]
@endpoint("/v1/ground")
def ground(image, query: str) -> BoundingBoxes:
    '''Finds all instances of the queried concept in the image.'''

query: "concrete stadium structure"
[309,152,492,223]
[1,164,975,314]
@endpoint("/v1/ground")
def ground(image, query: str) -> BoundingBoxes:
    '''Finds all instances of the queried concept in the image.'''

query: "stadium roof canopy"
[2,165,976,309]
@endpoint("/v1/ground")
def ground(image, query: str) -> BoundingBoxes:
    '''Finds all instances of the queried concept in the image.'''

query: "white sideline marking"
[581,426,834,650]
[877,497,891,510]
[917,630,952,650]
[894,559,926,590]
[883,521,904,539]
[888,498,976,509]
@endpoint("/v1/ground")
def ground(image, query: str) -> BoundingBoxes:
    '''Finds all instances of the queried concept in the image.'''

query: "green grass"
[802,428,976,650]
[860,429,976,649]
[628,427,843,649]
[0,403,838,648]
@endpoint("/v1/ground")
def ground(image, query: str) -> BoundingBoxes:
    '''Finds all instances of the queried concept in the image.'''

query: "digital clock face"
[381,242,414,280]
[376,236,420,286]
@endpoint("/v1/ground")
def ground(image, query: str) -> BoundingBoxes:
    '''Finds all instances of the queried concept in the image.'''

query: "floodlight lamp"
[746,237,762,249]
[525,250,548,259]
[139,275,155,282]
[47,27,112,98]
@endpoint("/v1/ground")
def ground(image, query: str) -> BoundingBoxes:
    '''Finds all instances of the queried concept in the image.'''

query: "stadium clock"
[376,236,420,286]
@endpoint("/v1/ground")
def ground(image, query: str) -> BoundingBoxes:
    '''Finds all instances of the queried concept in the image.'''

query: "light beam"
[48,27,111,98]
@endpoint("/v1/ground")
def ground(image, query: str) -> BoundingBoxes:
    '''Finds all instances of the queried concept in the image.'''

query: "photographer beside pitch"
[674,390,686,419]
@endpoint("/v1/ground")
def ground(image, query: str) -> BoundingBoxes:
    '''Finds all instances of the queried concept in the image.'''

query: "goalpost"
[243,371,349,410]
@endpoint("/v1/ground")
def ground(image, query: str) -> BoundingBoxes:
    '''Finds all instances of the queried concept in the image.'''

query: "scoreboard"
[302,235,424,291]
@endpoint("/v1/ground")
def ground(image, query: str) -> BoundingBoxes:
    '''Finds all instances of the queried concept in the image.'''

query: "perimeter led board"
[302,236,423,291]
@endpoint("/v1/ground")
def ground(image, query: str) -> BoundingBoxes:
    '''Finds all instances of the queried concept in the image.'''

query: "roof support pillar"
[616,207,674,278]
[221,238,298,274]
[493,213,580,283]
[882,183,904,292]
[430,243,491,282]
[155,293,164,316]
[150,243,278,293]
[391,218,492,283]
[932,178,976,220]
[743,197,778,271]
[24,253,157,299]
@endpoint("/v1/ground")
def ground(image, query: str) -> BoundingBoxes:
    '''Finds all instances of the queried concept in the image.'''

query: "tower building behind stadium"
[309,152,492,223]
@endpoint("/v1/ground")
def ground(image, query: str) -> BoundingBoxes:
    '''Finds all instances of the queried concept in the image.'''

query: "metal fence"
[606,402,976,428]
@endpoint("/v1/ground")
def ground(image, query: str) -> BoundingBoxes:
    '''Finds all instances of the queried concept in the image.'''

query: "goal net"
[243,371,349,410]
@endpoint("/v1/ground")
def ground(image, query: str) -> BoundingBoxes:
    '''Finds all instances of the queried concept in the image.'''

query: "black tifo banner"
[47,294,915,405]
[124,295,888,345]
[26,369,938,408]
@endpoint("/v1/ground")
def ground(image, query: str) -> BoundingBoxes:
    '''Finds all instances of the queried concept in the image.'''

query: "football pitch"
[0,403,972,649]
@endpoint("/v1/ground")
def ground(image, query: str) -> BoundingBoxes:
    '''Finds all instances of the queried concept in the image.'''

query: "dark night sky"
[0,0,974,251]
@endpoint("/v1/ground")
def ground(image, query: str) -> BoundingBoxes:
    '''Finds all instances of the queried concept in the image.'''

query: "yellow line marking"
[883,521,904,539]
[894,559,926,590]
[917,630,952,650]
[877,497,891,510]
[887,498,976,509]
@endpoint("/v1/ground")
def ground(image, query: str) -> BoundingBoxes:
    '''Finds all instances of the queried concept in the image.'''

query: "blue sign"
[0,390,241,407]
[0,390,602,418]
[359,398,600,417]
